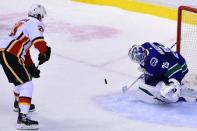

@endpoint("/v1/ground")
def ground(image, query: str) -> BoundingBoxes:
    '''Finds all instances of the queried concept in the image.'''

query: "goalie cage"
[177,5,197,87]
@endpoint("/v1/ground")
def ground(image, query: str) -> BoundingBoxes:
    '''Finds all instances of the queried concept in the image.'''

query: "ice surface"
[95,92,197,128]
[0,0,196,131]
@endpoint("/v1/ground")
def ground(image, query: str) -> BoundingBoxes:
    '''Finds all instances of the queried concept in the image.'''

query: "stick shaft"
[122,74,144,93]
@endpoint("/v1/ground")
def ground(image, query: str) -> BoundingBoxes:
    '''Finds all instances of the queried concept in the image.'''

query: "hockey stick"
[36,61,42,69]
[122,74,144,93]
[36,63,40,69]
[169,42,177,49]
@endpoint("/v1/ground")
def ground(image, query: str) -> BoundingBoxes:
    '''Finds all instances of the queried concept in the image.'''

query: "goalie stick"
[122,74,144,93]
[122,42,177,93]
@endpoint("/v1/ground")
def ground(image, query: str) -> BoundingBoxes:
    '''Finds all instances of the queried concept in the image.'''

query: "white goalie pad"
[132,76,197,103]
[179,83,197,102]
[133,81,165,104]
[182,74,197,86]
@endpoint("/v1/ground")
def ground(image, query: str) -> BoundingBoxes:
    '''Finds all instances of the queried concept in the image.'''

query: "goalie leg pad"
[134,83,165,104]
[179,84,197,102]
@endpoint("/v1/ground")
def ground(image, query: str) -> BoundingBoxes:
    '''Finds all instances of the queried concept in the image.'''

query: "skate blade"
[17,123,39,130]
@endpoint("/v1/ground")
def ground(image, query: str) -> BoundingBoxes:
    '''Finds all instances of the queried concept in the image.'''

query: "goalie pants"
[0,51,31,86]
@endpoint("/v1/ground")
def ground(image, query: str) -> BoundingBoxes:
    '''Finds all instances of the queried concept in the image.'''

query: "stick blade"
[122,85,128,93]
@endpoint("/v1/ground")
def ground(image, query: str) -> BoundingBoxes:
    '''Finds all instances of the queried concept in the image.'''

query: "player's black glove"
[26,64,40,78]
[38,46,51,65]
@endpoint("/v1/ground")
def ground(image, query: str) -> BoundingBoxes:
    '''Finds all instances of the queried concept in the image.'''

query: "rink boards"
[73,0,177,20]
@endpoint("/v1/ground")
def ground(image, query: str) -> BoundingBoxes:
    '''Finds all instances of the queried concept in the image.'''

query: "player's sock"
[14,101,35,112]
[14,99,35,112]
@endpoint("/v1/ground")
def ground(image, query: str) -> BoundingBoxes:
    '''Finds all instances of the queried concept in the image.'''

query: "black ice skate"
[14,100,35,112]
[17,113,39,130]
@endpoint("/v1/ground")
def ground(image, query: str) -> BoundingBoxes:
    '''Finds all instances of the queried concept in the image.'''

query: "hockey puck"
[104,79,108,84]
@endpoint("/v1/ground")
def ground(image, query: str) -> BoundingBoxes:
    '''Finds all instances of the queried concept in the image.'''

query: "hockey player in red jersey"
[0,4,51,130]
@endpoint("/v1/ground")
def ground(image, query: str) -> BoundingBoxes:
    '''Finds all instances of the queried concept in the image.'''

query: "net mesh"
[179,7,197,86]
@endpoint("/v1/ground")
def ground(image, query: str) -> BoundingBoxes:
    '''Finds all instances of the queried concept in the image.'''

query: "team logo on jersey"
[150,57,158,67]
[38,25,44,32]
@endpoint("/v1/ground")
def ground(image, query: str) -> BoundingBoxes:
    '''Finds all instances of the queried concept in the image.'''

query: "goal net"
[177,6,197,86]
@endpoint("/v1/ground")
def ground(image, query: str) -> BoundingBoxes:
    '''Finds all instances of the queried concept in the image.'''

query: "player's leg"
[0,51,35,112]
[13,84,21,112]
[132,76,166,104]
[0,51,21,104]
[17,81,39,130]
[13,82,35,112]
[13,85,35,112]
[0,51,39,129]
[144,74,167,86]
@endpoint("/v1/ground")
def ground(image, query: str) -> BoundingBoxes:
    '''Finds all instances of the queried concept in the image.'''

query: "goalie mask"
[28,4,47,21]
[128,45,147,65]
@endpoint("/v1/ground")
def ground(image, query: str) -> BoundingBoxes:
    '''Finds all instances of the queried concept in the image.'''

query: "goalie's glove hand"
[26,63,40,78]
[38,46,51,65]
[160,78,181,102]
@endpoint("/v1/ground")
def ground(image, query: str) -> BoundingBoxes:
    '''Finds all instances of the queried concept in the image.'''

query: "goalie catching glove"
[38,46,51,65]
[160,78,181,102]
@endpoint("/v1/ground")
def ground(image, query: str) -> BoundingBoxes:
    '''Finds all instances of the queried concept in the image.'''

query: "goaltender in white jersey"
[0,4,51,130]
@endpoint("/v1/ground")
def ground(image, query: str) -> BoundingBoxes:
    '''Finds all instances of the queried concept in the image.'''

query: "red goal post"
[176,6,197,85]
[177,5,197,52]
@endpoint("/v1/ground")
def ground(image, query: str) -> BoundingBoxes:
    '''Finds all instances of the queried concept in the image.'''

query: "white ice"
[0,0,197,131]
